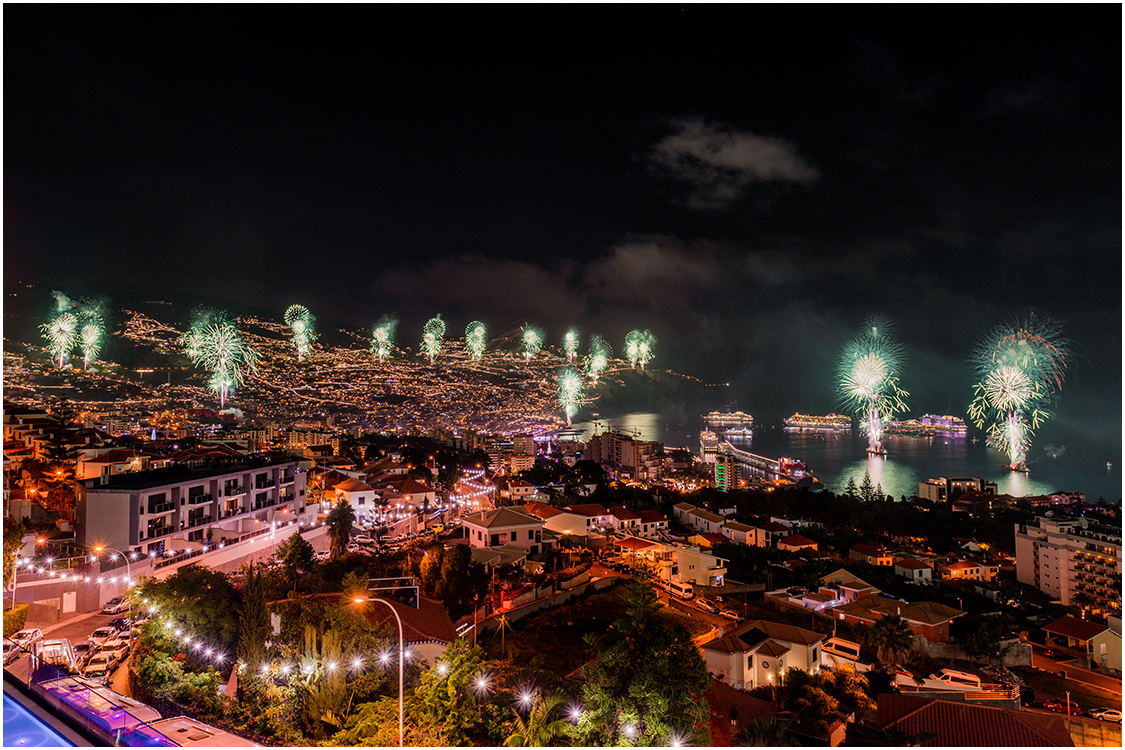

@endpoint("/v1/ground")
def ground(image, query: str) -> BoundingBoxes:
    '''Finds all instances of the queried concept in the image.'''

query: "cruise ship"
[783,413,852,431]
[703,410,754,435]
[884,414,968,437]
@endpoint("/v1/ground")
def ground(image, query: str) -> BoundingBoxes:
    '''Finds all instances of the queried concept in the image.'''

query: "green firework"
[836,316,909,454]
[557,368,585,425]
[422,315,446,364]
[624,329,656,370]
[522,326,544,362]
[371,316,397,362]
[465,321,487,361]
[586,335,611,384]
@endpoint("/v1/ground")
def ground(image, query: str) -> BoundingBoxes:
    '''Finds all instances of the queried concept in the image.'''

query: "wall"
[154,523,327,579]
[915,637,1032,668]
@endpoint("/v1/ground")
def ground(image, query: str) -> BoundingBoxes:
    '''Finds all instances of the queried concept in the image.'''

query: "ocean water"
[567,411,1122,502]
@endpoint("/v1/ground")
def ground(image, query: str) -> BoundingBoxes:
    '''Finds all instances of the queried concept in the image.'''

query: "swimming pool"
[3,692,75,747]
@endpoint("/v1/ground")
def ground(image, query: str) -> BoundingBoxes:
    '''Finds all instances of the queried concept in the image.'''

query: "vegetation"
[134,564,241,664]
[327,500,356,561]
[4,516,23,587]
[4,603,29,637]
[574,581,711,746]
[778,666,875,735]
[503,692,571,746]
[865,614,916,669]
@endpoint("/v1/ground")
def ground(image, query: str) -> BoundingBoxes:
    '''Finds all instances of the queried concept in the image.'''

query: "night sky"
[4,8,1121,455]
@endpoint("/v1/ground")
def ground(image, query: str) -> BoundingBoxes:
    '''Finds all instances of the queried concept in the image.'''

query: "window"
[528,530,534,540]
[511,531,517,541]
[359,497,366,505]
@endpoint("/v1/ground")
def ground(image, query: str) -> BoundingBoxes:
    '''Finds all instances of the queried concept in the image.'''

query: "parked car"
[101,597,130,615]
[1043,698,1081,715]
[109,617,132,632]
[719,608,741,621]
[89,626,118,646]
[11,629,44,650]
[3,641,20,666]
[100,638,130,664]
[430,523,445,534]
[1089,708,1121,723]
[696,598,719,614]
[1043,647,1062,658]
[354,535,373,545]
[72,641,95,667]
[83,654,115,683]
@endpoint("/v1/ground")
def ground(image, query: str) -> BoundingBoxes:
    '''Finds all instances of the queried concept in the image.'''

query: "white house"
[462,507,547,554]
[607,506,641,533]
[894,557,934,583]
[688,508,726,535]
[702,620,826,690]
[721,521,758,545]
[635,510,669,538]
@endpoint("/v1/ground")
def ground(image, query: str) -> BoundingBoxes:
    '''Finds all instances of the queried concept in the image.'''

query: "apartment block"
[1014,516,1121,617]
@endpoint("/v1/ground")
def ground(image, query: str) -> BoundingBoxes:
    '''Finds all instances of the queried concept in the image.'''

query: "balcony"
[254,478,277,490]
[281,474,294,485]
[252,496,281,511]
[147,502,175,515]
[187,493,213,505]
[225,485,246,497]
[186,514,213,528]
[221,506,247,519]
[145,525,173,539]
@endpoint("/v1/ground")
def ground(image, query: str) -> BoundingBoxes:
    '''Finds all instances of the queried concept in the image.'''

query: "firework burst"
[556,368,585,426]
[521,326,543,362]
[370,316,398,362]
[180,307,224,364]
[586,335,611,384]
[465,321,487,361]
[562,329,580,362]
[624,329,656,370]
[196,319,260,408]
[284,304,317,360]
[837,316,909,454]
[421,315,446,364]
[968,313,1069,470]
[41,312,79,369]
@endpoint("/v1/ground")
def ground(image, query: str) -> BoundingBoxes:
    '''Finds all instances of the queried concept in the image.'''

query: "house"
[378,476,437,507]
[563,503,612,532]
[778,533,818,553]
[606,506,640,534]
[673,502,696,524]
[635,510,669,538]
[702,619,826,690]
[689,533,729,550]
[943,559,999,582]
[721,521,757,545]
[462,507,547,554]
[757,521,791,548]
[613,536,727,586]
[333,478,379,524]
[894,557,933,583]
[832,597,963,643]
[820,569,880,601]
[850,543,893,566]
[875,693,1074,747]
[1043,615,1122,671]
[356,594,459,665]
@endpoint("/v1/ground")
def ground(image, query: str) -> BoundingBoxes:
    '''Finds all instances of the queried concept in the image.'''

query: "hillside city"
[3,303,1122,748]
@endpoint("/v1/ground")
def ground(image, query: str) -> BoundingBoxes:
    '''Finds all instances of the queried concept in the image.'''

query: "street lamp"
[354,596,404,748]
[93,545,133,585]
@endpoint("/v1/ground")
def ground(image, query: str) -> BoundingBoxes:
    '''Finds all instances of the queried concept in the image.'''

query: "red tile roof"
[608,506,640,521]
[706,679,776,746]
[636,510,668,524]
[779,533,817,547]
[616,537,658,552]
[565,503,609,517]
[334,478,374,493]
[1043,615,1112,642]
[877,694,1074,746]
[851,542,889,557]
[895,557,932,570]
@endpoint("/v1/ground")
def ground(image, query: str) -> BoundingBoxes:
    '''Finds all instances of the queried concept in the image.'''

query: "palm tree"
[866,613,915,669]
[504,693,571,747]
[736,717,798,747]
[327,500,355,561]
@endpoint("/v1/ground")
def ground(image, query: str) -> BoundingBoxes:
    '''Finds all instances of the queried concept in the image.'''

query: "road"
[1031,643,1122,696]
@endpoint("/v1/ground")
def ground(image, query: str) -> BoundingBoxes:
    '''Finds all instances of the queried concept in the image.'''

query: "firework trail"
[586,335,611,384]
[284,304,317,360]
[52,291,75,314]
[179,307,224,364]
[41,312,79,369]
[837,316,909,455]
[370,316,398,362]
[465,321,487,361]
[197,319,260,408]
[968,313,1070,470]
[521,326,544,362]
[421,315,446,364]
[557,368,585,426]
[563,328,580,362]
[624,329,656,370]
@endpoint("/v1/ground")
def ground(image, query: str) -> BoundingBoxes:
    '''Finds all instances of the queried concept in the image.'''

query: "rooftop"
[84,456,297,491]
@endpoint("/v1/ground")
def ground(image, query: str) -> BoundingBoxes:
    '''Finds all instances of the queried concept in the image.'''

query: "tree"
[859,470,875,503]
[341,570,369,601]
[419,545,445,597]
[964,619,1012,668]
[412,639,490,744]
[576,581,711,746]
[4,516,24,588]
[737,717,798,747]
[844,477,858,500]
[327,500,356,561]
[276,533,315,591]
[332,696,444,747]
[866,614,915,669]
[779,667,874,736]
[135,565,242,662]
[238,562,270,670]
[504,692,571,746]
[875,483,886,502]
[437,544,476,612]
[294,625,349,738]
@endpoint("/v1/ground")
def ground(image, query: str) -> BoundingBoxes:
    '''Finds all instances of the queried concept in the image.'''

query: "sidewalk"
[1058,658,1123,696]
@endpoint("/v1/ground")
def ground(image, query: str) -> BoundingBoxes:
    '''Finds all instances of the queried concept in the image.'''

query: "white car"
[72,640,95,667]
[100,638,131,663]
[354,535,373,545]
[11,629,44,650]
[1089,708,1121,723]
[101,597,130,615]
[4,642,20,666]
[83,654,115,683]
[696,598,719,614]
[89,626,118,646]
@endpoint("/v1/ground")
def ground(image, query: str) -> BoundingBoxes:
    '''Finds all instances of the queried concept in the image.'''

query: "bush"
[3,604,29,637]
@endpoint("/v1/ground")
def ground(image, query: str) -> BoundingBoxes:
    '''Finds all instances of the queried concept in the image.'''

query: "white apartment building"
[76,458,306,558]
[1015,516,1121,617]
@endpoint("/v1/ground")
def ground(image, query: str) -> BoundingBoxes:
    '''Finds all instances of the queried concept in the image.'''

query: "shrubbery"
[3,604,28,637]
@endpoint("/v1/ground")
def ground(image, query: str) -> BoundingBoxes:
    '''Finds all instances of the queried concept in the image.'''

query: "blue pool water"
[3,692,74,747]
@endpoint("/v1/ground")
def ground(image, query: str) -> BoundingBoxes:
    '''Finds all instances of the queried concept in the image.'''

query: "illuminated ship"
[783,413,852,431]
